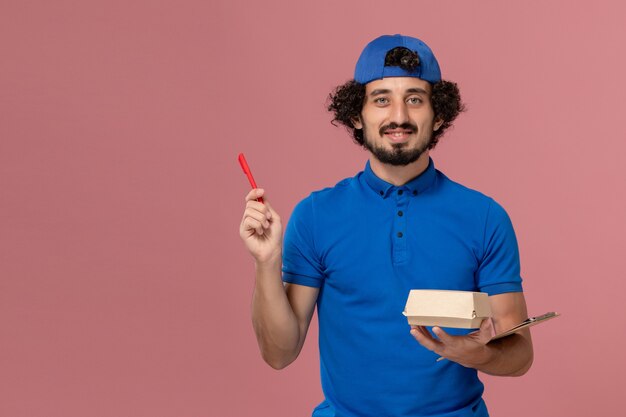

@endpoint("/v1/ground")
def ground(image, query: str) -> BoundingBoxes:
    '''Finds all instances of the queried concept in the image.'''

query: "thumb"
[481,317,493,331]
[477,318,494,341]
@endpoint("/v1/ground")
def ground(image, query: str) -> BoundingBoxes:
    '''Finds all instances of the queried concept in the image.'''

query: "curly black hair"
[327,47,465,149]
[384,46,420,71]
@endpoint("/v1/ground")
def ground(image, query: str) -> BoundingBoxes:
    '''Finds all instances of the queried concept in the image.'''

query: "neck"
[369,152,430,186]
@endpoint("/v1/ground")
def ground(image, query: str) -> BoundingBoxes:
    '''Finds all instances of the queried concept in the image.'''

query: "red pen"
[238,153,264,204]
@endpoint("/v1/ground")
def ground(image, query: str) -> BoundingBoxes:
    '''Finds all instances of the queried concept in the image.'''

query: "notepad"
[489,311,560,342]
[435,312,560,361]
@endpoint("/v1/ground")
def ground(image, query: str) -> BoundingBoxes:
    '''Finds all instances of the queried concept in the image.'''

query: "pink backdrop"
[2,1,625,416]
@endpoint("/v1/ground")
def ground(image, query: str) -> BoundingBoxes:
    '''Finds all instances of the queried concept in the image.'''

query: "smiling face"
[353,77,443,166]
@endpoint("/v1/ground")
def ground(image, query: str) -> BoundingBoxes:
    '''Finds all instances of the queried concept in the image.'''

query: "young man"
[240,34,533,417]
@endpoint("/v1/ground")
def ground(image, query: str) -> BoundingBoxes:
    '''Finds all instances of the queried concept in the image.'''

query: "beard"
[361,122,434,166]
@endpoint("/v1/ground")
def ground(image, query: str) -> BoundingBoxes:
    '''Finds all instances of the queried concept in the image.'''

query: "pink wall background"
[2,1,625,416]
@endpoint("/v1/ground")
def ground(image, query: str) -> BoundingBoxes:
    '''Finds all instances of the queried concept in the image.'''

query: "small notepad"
[489,312,560,342]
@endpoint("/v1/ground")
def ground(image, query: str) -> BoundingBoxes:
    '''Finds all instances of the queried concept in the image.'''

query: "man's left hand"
[410,319,495,368]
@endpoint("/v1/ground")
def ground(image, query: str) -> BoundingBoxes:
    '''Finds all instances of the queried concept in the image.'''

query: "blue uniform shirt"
[282,158,523,417]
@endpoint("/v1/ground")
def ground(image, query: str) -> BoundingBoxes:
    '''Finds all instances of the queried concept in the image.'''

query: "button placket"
[392,187,408,264]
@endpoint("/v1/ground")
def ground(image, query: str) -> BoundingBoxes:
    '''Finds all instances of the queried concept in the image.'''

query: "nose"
[390,101,410,125]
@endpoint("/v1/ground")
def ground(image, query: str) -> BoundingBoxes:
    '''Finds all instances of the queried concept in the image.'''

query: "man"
[239,34,533,417]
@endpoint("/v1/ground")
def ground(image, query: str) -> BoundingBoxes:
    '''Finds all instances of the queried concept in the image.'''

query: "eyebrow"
[369,89,391,96]
[406,87,428,95]
[369,87,429,96]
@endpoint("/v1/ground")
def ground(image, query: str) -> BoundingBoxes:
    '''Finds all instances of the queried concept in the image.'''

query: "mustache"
[379,122,417,136]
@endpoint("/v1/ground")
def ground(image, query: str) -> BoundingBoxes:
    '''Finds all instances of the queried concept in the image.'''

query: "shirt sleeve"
[282,196,325,288]
[476,199,524,295]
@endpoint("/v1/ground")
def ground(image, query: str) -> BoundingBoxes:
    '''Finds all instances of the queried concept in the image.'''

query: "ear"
[351,115,363,129]
[433,117,444,131]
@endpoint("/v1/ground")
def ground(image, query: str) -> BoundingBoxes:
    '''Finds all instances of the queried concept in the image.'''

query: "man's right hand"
[239,188,283,263]
[240,188,319,369]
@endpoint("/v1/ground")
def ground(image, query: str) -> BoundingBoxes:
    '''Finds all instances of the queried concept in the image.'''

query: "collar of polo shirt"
[362,157,437,198]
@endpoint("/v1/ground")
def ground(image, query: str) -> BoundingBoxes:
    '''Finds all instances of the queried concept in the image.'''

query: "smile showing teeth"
[384,130,412,142]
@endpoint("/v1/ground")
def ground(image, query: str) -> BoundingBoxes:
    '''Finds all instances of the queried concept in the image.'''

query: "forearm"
[251,255,301,369]
[475,331,533,376]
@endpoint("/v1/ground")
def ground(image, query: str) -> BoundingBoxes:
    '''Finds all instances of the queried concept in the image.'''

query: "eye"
[374,97,389,105]
[407,97,423,105]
